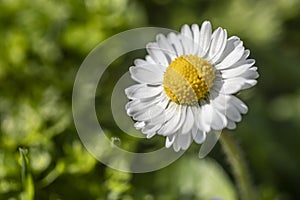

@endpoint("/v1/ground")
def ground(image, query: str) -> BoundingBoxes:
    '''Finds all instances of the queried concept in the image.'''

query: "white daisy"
[125,21,258,153]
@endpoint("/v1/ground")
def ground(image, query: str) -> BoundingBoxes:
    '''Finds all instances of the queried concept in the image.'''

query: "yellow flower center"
[163,55,215,105]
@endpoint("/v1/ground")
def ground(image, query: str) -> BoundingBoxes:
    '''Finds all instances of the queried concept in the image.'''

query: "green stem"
[19,147,34,200]
[220,132,259,200]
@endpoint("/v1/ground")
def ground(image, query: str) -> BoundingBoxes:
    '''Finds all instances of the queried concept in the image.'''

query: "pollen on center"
[163,55,215,105]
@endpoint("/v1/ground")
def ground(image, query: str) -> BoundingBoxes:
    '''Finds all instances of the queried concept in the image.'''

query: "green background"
[1,0,300,199]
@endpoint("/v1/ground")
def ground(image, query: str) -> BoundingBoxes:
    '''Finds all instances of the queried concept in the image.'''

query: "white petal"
[211,78,223,93]
[146,132,156,139]
[215,43,244,70]
[181,24,193,39]
[192,126,206,144]
[180,24,193,55]
[129,65,163,84]
[134,121,145,130]
[131,96,168,122]
[211,108,227,130]
[243,79,257,89]
[210,92,227,112]
[191,24,200,54]
[132,101,165,121]
[221,77,257,94]
[198,21,212,57]
[212,94,242,122]
[225,102,242,122]
[201,103,213,132]
[177,132,192,150]
[220,59,255,78]
[126,100,148,116]
[193,105,210,132]
[134,58,148,66]
[226,119,236,130]
[215,36,241,64]
[125,98,139,110]
[125,84,162,99]
[145,55,156,64]
[146,43,169,66]
[182,106,194,134]
[165,135,176,148]
[146,100,174,126]
[172,105,187,134]
[156,34,177,61]
[191,125,197,137]
[157,104,182,136]
[142,124,161,135]
[207,27,227,63]
[125,84,144,99]
[192,106,203,132]
[140,63,165,73]
[222,77,244,94]
[239,67,259,79]
[173,138,181,152]
[221,78,242,94]
[168,32,183,56]
[242,49,250,59]
[228,95,248,114]
[230,56,254,69]
[126,94,165,117]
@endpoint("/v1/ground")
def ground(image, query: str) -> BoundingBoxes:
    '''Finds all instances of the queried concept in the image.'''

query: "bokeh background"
[1,0,300,199]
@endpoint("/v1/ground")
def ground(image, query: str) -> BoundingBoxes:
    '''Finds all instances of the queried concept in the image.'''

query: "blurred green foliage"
[0,0,300,199]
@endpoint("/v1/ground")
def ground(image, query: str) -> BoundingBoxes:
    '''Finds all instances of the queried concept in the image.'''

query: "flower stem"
[220,132,259,200]
[19,147,34,200]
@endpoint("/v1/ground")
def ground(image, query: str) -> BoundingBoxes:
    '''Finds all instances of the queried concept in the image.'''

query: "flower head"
[125,21,258,152]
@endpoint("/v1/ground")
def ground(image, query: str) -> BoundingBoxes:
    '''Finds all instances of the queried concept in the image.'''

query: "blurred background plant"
[0,0,300,199]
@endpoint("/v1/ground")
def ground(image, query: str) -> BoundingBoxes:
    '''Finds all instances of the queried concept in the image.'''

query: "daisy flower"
[125,21,258,153]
